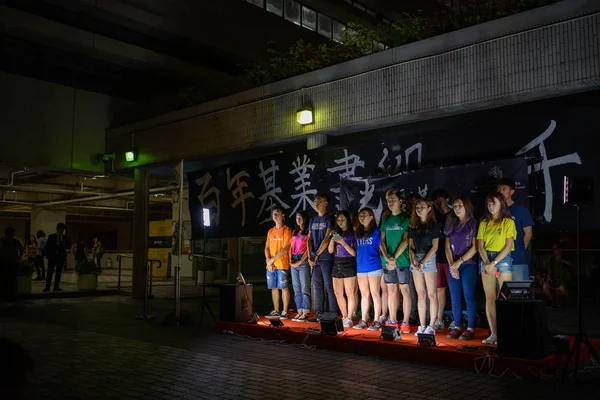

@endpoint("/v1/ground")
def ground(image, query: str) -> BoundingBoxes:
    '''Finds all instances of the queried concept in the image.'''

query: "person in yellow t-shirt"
[477,192,517,345]
[264,207,292,319]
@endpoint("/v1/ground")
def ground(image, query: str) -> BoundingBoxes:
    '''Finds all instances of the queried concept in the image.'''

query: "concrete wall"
[0,71,129,172]
[0,217,28,244]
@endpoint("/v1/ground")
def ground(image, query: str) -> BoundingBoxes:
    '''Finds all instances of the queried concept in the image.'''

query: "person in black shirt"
[432,188,451,329]
[43,222,70,292]
[408,198,440,336]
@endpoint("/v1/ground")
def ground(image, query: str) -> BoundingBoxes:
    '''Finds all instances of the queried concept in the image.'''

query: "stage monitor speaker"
[417,333,436,347]
[496,299,549,359]
[268,317,284,327]
[320,312,343,335]
[499,280,534,300]
[219,284,253,322]
[563,176,593,206]
[381,326,401,341]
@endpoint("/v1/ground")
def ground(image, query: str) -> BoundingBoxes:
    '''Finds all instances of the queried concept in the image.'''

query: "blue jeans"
[291,256,311,312]
[312,258,337,316]
[448,263,477,329]
[512,264,530,281]
[266,269,289,289]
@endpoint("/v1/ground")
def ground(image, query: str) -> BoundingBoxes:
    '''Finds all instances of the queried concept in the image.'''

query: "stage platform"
[217,313,600,380]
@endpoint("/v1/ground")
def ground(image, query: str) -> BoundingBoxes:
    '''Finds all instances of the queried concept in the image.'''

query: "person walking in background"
[497,178,534,281]
[289,211,311,322]
[444,197,479,341]
[264,207,293,319]
[307,193,337,322]
[43,223,70,292]
[92,237,103,268]
[477,193,516,345]
[432,189,451,330]
[72,240,88,268]
[35,230,47,280]
[25,235,37,265]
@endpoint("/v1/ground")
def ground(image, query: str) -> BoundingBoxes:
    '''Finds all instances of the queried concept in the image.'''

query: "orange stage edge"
[217,315,600,380]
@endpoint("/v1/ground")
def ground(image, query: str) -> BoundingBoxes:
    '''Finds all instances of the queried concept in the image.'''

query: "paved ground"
[1,295,599,400]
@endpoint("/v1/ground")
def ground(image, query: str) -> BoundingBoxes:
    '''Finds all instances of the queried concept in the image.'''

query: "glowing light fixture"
[297,108,313,125]
[125,151,136,162]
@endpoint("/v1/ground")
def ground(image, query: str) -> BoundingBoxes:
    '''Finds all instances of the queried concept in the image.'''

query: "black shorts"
[332,257,356,279]
[383,266,411,285]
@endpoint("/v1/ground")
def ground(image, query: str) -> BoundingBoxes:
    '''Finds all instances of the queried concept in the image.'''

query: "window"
[266,0,283,16]
[301,6,316,31]
[332,20,346,42]
[246,0,264,8]
[284,0,301,25]
[317,13,332,38]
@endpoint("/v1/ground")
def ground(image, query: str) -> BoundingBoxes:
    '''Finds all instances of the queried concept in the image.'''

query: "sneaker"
[482,333,497,345]
[342,318,353,328]
[353,320,368,329]
[433,319,444,330]
[308,314,321,323]
[386,320,398,327]
[424,326,436,335]
[368,321,382,331]
[446,327,464,339]
[291,313,303,322]
[414,325,426,336]
[294,314,307,322]
[280,311,289,319]
[266,310,279,318]
[400,322,411,334]
[459,329,476,341]
[378,314,387,324]
[448,321,457,331]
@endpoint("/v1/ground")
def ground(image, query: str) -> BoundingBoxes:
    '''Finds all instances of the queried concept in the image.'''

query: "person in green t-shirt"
[379,188,412,334]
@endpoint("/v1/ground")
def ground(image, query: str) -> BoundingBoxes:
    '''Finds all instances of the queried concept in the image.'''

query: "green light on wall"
[125,151,137,162]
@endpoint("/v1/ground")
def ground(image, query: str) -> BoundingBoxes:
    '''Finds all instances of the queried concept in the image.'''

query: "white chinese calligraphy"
[257,160,290,225]
[327,149,365,209]
[515,120,582,222]
[226,168,255,227]
[194,172,220,225]
[378,148,402,173]
[418,184,429,198]
[358,179,383,222]
[289,155,317,215]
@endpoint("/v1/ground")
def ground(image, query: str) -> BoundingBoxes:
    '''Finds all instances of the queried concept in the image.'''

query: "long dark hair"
[484,192,512,222]
[336,210,352,233]
[445,196,474,235]
[293,210,309,236]
[36,230,45,239]
[356,208,376,238]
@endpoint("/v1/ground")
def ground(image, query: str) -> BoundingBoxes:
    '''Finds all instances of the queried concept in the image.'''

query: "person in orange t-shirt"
[265,207,292,319]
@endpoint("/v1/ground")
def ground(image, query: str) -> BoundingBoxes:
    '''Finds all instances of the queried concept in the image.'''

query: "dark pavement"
[1,293,600,400]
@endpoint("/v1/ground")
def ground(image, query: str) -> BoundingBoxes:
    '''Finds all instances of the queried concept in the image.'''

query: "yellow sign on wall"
[148,220,172,278]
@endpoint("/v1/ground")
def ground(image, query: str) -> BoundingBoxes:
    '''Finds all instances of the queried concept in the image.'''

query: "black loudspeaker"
[219,284,254,322]
[563,176,593,206]
[381,326,401,341]
[499,280,534,300]
[320,312,343,335]
[417,333,436,347]
[496,299,549,359]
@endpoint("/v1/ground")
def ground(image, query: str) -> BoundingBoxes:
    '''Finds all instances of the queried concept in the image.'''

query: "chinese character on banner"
[257,160,290,225]
[226,168,255,227]
[359,179,384,221]
[289,155,317,215]
[418,184,429,198]
[327,149,365,209]
[194,172,221,225]
[378,148,402,173]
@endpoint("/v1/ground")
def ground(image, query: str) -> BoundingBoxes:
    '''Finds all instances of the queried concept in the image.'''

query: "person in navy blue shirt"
[307,193,337,322]
[497,178,534,281]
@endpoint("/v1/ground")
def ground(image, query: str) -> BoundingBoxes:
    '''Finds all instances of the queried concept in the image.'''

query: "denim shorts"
[479,251,512,275]
[357,269,383,277]
[410,253,437,273]
[266,269,289,289]
[383,266,411,285]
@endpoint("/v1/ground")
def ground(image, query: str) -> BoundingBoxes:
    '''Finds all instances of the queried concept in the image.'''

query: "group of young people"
[263,178,534,345]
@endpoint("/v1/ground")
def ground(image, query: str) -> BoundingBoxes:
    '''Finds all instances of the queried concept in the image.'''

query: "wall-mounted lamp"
[297,107,313,125]
[125,151,137,162]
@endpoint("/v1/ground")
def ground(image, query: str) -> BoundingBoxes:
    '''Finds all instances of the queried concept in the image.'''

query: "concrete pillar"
[132,166,149,299]
[30,207,66,237]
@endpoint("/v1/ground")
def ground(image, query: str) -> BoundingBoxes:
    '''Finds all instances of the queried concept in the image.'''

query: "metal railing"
[188,253,236,284]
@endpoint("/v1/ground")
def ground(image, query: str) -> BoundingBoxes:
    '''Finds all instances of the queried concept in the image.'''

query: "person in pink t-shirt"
[289,210,312,322]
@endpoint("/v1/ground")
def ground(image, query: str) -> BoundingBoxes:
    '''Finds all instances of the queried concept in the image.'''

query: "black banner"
[187,92,598,239]
[339,158,528,222]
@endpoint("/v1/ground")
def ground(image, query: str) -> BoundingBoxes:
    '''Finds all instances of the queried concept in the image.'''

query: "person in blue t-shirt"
[307,193,338,322]
[497,178,534,281]
[353,207,383,331]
